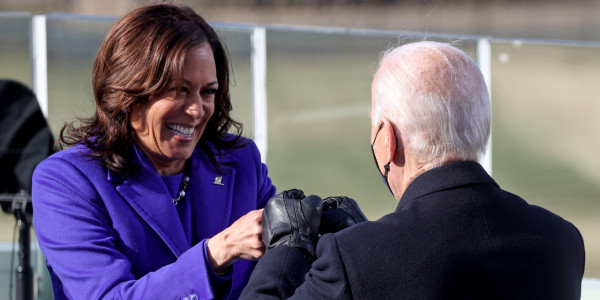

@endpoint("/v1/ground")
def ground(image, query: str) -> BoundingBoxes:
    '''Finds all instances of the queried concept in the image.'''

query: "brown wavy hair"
[58,3,245,175]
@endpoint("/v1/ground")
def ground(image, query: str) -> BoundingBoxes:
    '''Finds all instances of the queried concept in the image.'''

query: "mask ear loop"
[386,122,398,174]
[385,124,398,197]
[372,122,384,143]
[383,162,391,178]
[371,121,396,196]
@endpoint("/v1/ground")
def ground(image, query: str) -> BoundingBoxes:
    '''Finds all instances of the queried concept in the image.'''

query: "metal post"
[251,27,268,163]
[31,14,48,118]
[15,210,33,300]
[0,192,34,300]
[476,38,492,175]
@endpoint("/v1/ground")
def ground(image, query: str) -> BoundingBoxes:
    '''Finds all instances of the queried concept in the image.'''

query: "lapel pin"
[212,176,224,186]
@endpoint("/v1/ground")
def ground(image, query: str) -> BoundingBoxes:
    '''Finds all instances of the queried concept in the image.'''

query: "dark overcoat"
[242,161,585,299]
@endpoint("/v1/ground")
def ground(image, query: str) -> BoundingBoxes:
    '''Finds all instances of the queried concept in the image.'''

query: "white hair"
[371,41,491,166]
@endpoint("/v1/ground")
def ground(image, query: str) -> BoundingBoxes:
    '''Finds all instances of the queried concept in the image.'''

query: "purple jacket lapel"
[109,146,189,257]
[107,143,240,257]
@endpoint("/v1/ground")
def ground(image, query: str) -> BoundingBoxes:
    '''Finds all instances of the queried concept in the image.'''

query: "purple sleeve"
[32,156,227,299]
[202,238,233,299]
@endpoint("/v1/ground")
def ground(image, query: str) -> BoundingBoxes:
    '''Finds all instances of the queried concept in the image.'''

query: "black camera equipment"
[0,79,54,300]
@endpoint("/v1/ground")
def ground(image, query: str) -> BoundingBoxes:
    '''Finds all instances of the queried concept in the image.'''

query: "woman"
[32,3,275,299]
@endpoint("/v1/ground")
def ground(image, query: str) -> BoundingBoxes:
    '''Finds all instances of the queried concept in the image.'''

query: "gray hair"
[371,41,491,166]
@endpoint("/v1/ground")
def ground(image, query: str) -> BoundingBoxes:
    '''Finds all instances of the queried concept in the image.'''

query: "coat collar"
[107,141,238,257]
[396,161,498,213]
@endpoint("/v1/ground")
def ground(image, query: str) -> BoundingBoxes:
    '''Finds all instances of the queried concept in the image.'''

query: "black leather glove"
[262,189,323,258]
[319,196,368,235]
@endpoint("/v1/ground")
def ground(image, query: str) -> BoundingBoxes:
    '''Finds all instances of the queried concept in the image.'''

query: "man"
[240,41,585,299]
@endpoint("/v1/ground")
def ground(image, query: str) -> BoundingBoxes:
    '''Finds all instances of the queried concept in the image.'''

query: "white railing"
[250,26,268,163]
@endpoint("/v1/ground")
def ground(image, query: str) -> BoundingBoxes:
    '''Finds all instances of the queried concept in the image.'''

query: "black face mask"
[370,122,395,196]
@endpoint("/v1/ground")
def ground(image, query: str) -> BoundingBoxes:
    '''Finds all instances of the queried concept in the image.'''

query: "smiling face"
[130,42,217,175]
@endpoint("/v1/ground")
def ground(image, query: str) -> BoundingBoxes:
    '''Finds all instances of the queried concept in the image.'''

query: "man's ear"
[380,118,396,163]
[381,117,404,166]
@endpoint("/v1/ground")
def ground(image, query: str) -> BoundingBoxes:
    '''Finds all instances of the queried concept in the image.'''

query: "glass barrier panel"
[0,14,32,246]
[490,40,600,278]
[0,13,31,86]
[0,13,37,299]
[45,15,113,138]
[265,27,477,220]
[214,26,254,138]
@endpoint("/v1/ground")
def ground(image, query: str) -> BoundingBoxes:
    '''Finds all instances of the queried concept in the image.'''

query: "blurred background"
[1,0,599,299]
[3,0,600,41]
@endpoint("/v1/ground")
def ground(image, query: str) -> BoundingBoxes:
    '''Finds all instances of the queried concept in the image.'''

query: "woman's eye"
[203,88,218,95]
[168,86,189,94]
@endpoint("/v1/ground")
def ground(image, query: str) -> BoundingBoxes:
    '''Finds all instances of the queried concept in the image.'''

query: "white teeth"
[167,124,195,137]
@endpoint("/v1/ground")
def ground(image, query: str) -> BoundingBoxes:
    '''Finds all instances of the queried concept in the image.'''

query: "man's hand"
[319,196,368,235]
[262,189,323,258]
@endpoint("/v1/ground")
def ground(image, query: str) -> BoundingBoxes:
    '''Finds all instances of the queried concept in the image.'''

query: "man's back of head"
[371,41,491,167]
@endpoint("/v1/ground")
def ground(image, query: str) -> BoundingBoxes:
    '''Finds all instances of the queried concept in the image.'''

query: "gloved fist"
[262,189,323,258]
[319,196,368,235]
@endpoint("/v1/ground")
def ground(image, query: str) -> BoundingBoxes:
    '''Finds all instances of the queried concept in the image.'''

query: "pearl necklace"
[172,164,191,206]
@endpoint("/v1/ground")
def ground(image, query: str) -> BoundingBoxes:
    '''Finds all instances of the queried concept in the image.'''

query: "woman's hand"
[206,209,265,274]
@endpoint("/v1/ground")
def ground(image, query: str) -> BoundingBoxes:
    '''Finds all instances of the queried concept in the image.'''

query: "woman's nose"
[185,95,204,119]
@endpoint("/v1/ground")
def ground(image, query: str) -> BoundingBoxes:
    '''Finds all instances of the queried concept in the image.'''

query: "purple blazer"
[32,136,276,299]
